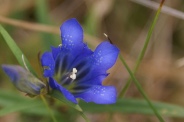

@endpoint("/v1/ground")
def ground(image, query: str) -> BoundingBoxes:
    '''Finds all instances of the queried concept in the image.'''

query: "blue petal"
[73,43,93,61]
[54,43,93,72]
[41,52,55,77]
[77,74,108,85]
[91,41,119,73]
[74,85,117,104]
[60,18,84,55]
[67,43,93,70]
[49,77,77,104]
[49,77,57,88]
[69,44,93,69]
[57,19,94,71]
[54,50,72,74]
[75,41,119,84]
[51,46,61,60]
[2,65,20,83]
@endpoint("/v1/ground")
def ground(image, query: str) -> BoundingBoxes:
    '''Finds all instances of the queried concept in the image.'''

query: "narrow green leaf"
[1,90,184,118]
[80,98,184,118]
[118,54,164,122]
[118,1,165,121]
[0,89,59,116]
[119,0,164,97]
[0,99,61,117]
[0,25,37,76]
[0,101,43,116]
[0,90,30,106]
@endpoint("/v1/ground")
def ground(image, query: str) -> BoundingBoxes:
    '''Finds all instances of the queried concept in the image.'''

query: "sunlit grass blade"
[0,101,43,116]
[0,89,73,122]
[0,25,37,76]
[81,98,184,118]
[119,54,164,122]
[0,89,59,116]
[1,89,184,118]
[119,0,165,97]
[50,90,90,122]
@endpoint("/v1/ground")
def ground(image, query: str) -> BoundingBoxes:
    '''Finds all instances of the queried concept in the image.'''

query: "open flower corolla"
[41,18,119,104]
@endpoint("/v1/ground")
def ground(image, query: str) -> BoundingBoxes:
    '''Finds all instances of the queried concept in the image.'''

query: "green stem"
[40,95,58,122]
[119,55,164,122]
[80,112,90,122]
[119,0,164,97]
[107,113,113,122]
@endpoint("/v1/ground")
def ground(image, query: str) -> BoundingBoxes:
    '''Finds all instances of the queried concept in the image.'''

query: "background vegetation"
[1,0,184,122]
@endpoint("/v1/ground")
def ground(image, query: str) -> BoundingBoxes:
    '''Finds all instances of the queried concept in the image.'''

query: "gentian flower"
[2,65,46,96]
[41,18,119,104]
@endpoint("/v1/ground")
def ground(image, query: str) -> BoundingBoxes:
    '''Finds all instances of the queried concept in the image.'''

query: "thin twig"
[0,15,100,46]
[0,15,59,34]
[130,0,184,20]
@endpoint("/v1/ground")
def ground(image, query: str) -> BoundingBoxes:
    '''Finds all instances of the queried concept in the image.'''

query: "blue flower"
[41,18,119,104]
[2,65,46,96]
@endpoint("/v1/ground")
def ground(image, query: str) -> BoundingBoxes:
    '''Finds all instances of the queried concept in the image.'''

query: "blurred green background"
[1,0,184,122]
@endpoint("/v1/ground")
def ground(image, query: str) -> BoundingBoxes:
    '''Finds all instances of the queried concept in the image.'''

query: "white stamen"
[70,68,77,80]
[73,68,77,73]
[59,44,62,47]
[70,74,76,80]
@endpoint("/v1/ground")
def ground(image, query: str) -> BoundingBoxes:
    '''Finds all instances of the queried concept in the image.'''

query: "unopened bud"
[2,65,46,96]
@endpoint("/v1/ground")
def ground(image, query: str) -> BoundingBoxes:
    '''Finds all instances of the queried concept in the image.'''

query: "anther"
[59,44,62,47]
[70,68,77,80]
[73,68,77,74]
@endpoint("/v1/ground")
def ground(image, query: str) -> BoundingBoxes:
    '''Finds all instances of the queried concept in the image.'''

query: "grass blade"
[81,98,184,118]
[119,0,165,97]
[119,54,164,122]
[0,25,37,76]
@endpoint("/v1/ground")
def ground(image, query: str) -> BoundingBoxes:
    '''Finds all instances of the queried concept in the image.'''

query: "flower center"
[55,67,78,87]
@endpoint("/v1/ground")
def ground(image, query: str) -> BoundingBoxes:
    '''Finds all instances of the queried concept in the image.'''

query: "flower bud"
[2,65,46,96]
